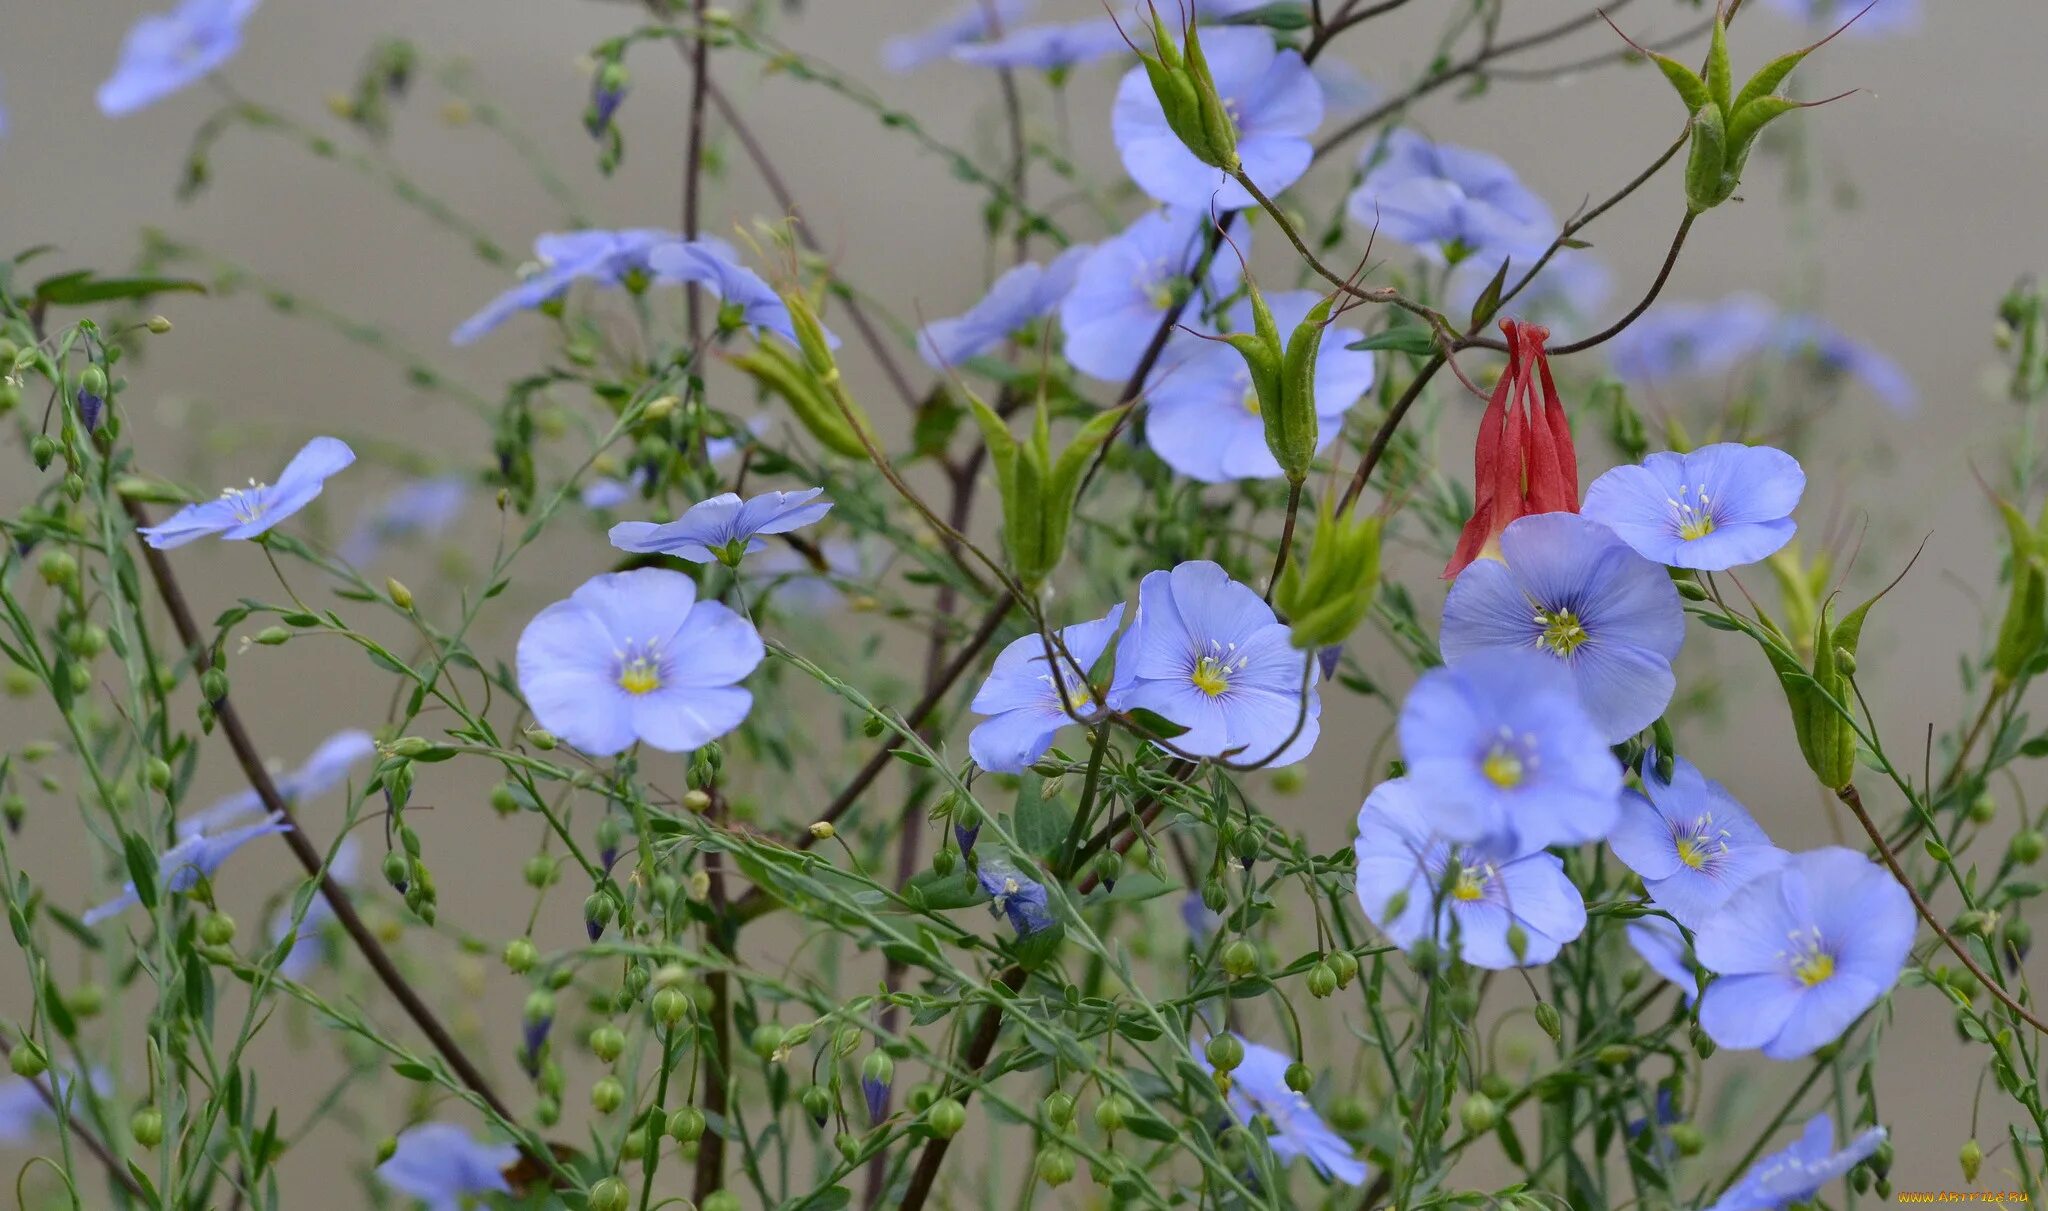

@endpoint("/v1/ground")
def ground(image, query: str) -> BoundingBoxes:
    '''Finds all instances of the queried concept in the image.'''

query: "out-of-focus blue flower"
[975,856,1054,935]
[269,836,360,980]
[1145,289,1376,482]
[0,1070,111,1144]
[586,68,627,139]
[1181,892,1223,944]
[516,569,763,755]
[1309,59,1378,124]
[1347,129,1553,263]
[1059,208,1242,382]
[1696,847,1914,1060]
[1627,915,1699,1004]
[1113,27,1322,211]
[97,0,260,117]
[1609,753,1787,929]
[969,605,1124,773]
[376,1122,520,1211]
[582,467,652,512]
[1777,314,1916,412]
[951,19,1129,71]
[647,237,834,349]
[1761,0,1920,36]
[76,391,106,433]
[609,487,831,566]
[1583,443,1806,572]
[338,477,467,566]
[1109,560,1320,767]
[1442,512,1686,744]
[882,0,1038,72]
[917,246,1091,369]
[85,812,292,926]
[1354,777,1588,969]
[452,229,671,346]
[140,437,355,549]
[1447,250,1609,340]
[1397,649,1621,853]
[179,728,376,839]
[1607,294,1779,384]
[1191,1034,1369,1186]
[1706,1113,1889,1211]
[742,535,871,614]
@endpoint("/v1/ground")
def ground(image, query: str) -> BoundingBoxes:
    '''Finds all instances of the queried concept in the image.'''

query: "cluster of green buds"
[726,286,878,461]
[1133,3,1238,174]
[1990,491,2048,687]
[966,394,1124,590]
[1618,4,1850,214]
[1273,497,1383,650]
[1222,281,1339,487]
[1751,588,1883,792]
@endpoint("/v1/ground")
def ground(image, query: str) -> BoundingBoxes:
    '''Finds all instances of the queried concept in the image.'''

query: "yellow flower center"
[1242,388,1262,417]
[1191,655,1231,698]
[1481,745,1524,789]
[1451,862,1491,902]
[1534,608,1589,657]
[1675,837,1706,870]
[1785,927,1835,987]
[1672,484,1717,542]
[616,641,665,696]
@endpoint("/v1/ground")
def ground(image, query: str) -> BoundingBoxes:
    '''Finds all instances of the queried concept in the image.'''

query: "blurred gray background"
[2,0,2046,1205]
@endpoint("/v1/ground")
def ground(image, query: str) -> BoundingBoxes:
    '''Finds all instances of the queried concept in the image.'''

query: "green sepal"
[1726,95,1808,160]
[1274,499,1382,651]
[1648,53,1711,114]
[728,342,870,460]
[1274,294,1335,485]
[1705,11,1733,115]
[1993,497,2048,684]
[1181,21,1240,173]
[1732,40,1824,116]
[1682,103,1730,213]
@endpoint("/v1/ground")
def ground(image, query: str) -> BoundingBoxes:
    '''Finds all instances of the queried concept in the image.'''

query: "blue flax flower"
[968,605,1124,773]
[646,237,832,348]
[338,477,468,566]
[917,246,1091,368]
[1441,511,1686,744]
[376,1122,520,1211]
[1777,313,1916,412]
[1113,26,1322,211]
[1191,1035,1369,1186]
[1696,847,1914,1060]
[0,1070,110,1144]
[140,437,355,549]
[1607,294,1778,385]
[881,0,1038,73]
[85,812,292,926]
[1608,753,1788,929]
[1347,129,1553,263]
[179,728,375,839]
[1354,777,1588,969]
[608,487,831,566]
[1761,0,1919,36]
[1110,560,1320,767]
[1396,649,1622,853]
[270,836,360,979]
[1706,1113,1889,1211]
[1583,443,1806,571]
[1628,916,1700,1004]
[98,0,260,116]
[1059,207,1242,383]
[975,856,1054,935]
[452,229,671,345]
[516,568,764,756]
[1145,289,1376,482]
[952,19,1130,71]
[742,535,872,614]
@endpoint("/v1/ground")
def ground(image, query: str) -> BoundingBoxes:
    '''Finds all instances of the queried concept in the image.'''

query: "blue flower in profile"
[516,568,764,755]
[179,728,376,839]
[1696,847,1914,1060]
[1609,753,1787,929]
[951,19,1130,72]
[1145,289,1376,482]
[270,836,360,979]
[97,0,260,117]
[140,437,356,550]
[1397,649,1621,853]
[647,238,834,349]
[881,0,1038,73]
[1761,0,1919,36]
[1583,443,1806,572]
[1113,26,1322,211]
[917,246,1091,369]
[1706,1113,1889,1211]
[1354,777,1589,969]
[452,229,672,345]
[376,1122,520,1211]
[609,487,832,566]
[84,812,292,926]
[1059,208,1243,382]
[969,605,1124,773]
[1777,314,1916,412]
[1190,1034,1368,1186]
[1347,129,1553,263]
[1627,915,1699,1003]
[1109,560,1320,768]
[338,476,468,566]
[1441,512,1686,744]
[742,535,872,614]
[1607,294,1778,385]
[975,856,1054,935]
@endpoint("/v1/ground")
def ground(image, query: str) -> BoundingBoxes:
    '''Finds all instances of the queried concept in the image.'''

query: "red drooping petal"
[1529,323,1579,511]
[1518,323,1574,516]
[1443,324,1524,578]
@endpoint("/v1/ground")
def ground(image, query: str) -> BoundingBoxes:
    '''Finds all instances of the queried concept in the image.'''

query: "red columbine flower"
[1443,319,1579,578]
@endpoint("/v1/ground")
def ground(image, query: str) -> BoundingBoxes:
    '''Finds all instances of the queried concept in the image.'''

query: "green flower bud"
[588,1177,630,1211]
[727,334,874,460]
[1205,1034,1244,1073]
[3,666,37,697]
[861,1049,894,1090]
[200,668,229,703]
[382,850,410,892]
[199,911,237,947]
[1534,1002,1563,1044]
[1221,939,1259,979]
[1328,1095,1368,1134]
[1959,1138,1983,1182]
[488,782,520,816]
[1459,1093,1499,1134]
[253,625,291,647]
[965,393,1124,589]
[834,1132,860,1165]
[1201,876,1228,913]
[63,983,104,1020]
[702,1192,741,1211]
[1275,497,1384,651]
[9,1043,47,1079]
[1595,1044,1634,1067]
[801,1084,832,1127]
[926,1096,966,1139]
[522,854,556,888]
[1036,1144,1076,1188]
[591,1075,625,1115]
[1042,1091,1076,1128]
[1671,1123,1706,1157]
[1283,1062,1313,1095]
[1755,591,1883,792]
[589,1026,626,1063]
[668,1106,706,1142]
[1307,962,1339,999]
[1093,1094,1128,1133]
[750,1024,785,1060]
[651,987,689,1028]
[503,938,538,973]
[29,435,58,472]
[2010,829,2045,865]
[525,727,557,750]
[37,549,76,587]
[1133,13,1238,173]
[130,1107,164,1148]
[1329,950,1359,989]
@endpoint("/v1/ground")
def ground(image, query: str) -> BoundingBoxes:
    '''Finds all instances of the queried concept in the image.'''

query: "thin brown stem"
[1267,480,1305,602]
[1545,210,1696,355]
[682,0,711,344]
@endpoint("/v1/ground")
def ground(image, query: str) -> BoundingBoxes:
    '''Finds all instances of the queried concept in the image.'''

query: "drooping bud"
[586,62,629,140]
[1960,1138,1983,1183]
[1131,5,1239,173]
[1035,1144,1077,1188]
[588,1177,630,1211]
[1444,320,1578,577]
[1460,1093,1500,1134]
[130,1107,165,1148]
[1275,497,1383,650]
[926,1096,966,1139]
[1204,1033,1244,1074]
[583,892,612,941]
[966,392,1125,590]
[861,1051,895,1123]
[521,990,555,1076]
